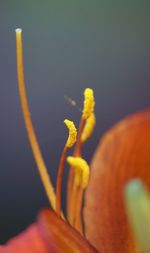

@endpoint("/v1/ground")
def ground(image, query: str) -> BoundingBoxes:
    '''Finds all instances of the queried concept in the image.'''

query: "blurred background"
[0,0,150,243]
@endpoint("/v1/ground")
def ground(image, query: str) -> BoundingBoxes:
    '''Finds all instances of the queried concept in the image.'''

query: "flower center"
[15,28,96,234]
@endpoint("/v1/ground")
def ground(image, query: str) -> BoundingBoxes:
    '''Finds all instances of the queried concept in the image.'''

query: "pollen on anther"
[67,156,90,189]
[82,88,95,120]
[64,119,77,148]
[81,113,96,143]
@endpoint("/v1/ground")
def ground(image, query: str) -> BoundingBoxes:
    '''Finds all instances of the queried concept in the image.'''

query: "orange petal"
[38,209,99,253]
[1,224,50,253]
[0,247,8,253]
[0,209,99,253]
[84,109,150,253]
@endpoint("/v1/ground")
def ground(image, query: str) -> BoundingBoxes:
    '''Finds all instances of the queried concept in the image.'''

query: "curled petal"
[84,109,150,253]
[0,224,50,253]
[38,209,99,253]
[0,209,98,253]
[0,247,9,253]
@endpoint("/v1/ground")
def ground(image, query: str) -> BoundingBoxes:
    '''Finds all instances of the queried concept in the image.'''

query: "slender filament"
[15,29,56,210]
[67,118,85,229]
[74,189,84,234]
[56,146,68,215]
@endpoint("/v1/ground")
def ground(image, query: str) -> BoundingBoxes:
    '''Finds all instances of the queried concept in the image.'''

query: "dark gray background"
[0,0,150,243]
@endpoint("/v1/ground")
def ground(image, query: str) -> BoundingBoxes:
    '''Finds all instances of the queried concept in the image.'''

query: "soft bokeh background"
[0,0,150,243]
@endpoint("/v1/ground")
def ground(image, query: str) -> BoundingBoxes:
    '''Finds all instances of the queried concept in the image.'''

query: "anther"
[64,119,77,148]
[82,88,95,120]
[67,157,90,189]
[81,113,96,143]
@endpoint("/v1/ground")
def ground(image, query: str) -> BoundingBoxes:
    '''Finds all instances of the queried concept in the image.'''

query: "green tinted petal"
[125,179,150,253]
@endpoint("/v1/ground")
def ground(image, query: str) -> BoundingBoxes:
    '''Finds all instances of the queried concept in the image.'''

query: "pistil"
[15,29,56,210]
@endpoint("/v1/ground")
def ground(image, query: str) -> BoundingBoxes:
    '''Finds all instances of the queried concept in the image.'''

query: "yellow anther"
[64,119,77,148]
[67,156,90,189]
[81,113,96,143]
[82,88,95,120]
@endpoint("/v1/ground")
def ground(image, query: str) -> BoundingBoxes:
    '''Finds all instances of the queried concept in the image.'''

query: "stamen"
[81,113,96,143]
[82,88,95,120]
[67,156,90,233]
[67,88,95,232]
[15,29,56,210]
[67,157,89,190]
[66,118,85,225]
[56,120,77,215]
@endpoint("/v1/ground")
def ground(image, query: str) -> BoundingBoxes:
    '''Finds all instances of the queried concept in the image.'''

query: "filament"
[56,146,68,215]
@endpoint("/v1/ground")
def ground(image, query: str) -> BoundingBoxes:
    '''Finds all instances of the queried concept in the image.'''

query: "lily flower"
[0,28,150,253]
[0,28,97,253]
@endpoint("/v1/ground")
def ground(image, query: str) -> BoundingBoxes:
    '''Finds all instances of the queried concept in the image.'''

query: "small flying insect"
[64,95,82,112]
